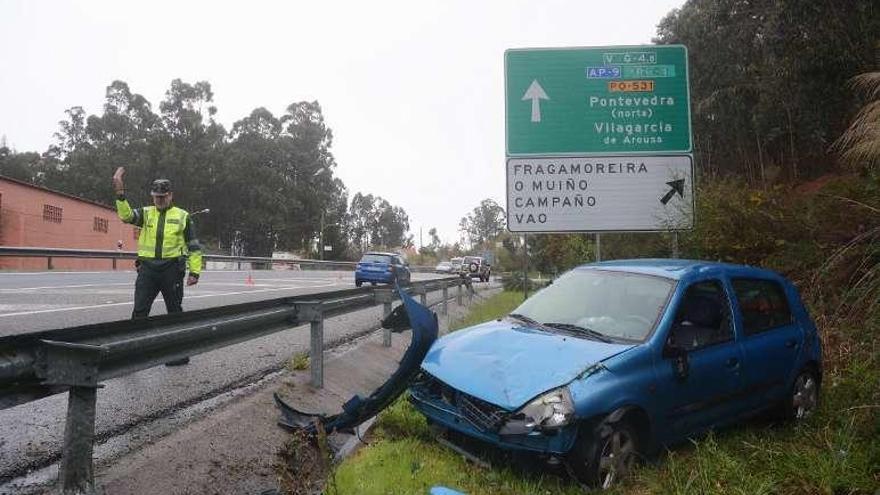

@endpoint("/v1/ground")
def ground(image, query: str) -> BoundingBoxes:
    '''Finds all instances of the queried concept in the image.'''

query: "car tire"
[568,419,640,489]
[782,367,820,421]
[355,280,362,288]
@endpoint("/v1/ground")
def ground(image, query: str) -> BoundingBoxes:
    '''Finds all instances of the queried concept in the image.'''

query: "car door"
[654,279,746,438]
[730,277,803,409]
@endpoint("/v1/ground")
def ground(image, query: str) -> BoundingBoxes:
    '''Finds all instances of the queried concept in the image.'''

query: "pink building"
[0,175,137,270]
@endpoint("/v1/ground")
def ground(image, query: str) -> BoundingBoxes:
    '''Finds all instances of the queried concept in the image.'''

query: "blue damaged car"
[409,259,822,488]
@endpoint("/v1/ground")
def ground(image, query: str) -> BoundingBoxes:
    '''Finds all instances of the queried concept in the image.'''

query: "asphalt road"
[0,267,454,488]
[0,268,444,336]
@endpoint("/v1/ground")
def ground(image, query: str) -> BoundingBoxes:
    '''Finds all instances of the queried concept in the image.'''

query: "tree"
[459,199,505,249]
[347,193,410,253]
[656,0,880,182]
[835,71,880,175]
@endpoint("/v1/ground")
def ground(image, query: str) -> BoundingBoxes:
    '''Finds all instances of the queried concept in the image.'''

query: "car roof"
[363,251,398,257]
[574,258,786,282]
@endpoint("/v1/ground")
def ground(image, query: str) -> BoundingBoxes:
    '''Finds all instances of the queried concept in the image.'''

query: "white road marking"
[0,277,346,292]
[0,280,344,318]
[0,271,135,275]
[0,283,131,292]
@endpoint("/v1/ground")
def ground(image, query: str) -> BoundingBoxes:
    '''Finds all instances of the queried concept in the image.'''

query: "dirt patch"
[793,173,842,194]
[274,428,331,495]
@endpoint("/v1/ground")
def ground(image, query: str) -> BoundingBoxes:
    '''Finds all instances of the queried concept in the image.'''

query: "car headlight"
[499,387,574,434]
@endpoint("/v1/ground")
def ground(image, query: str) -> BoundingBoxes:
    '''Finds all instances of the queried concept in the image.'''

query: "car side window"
[732,278,793,336]
[667,280,733,352]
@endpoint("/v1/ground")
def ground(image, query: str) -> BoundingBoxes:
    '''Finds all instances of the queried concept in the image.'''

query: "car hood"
[421,320,634,410]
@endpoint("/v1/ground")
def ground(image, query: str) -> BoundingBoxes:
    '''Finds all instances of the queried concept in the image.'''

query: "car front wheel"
[568,419,640,489]
[355,280,363,287]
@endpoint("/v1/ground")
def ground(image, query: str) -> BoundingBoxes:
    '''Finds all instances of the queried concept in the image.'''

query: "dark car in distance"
[410,259,822,488]
[355,252,411,287]
[459,256,491,282]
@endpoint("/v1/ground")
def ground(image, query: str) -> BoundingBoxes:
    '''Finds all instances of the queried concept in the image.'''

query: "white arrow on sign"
[521,80,549,123]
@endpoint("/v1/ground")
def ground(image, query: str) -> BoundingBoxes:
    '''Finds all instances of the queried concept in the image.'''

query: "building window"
[93,217,109,233]
[43,204,63,223]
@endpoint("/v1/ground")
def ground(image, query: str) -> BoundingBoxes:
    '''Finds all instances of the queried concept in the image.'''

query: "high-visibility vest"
[116,200,202,275]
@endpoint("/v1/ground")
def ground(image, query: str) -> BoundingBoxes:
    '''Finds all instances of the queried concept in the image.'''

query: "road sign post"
[505,45,693,235]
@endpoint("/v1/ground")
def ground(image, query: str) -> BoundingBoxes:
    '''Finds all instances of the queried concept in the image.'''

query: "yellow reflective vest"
[115,198,203,275]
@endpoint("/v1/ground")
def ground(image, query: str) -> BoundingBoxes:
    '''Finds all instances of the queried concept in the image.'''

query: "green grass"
[286,351,309,371]
[329,292,880,495]
[449,290,525,332]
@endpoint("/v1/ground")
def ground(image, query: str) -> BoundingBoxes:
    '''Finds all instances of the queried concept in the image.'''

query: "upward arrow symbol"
[522,80,549,123]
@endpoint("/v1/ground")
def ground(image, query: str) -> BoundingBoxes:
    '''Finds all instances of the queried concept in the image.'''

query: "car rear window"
[361,254,392,263]
[731,278,793,336]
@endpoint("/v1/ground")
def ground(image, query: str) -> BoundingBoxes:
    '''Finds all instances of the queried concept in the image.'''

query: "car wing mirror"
[663,343,690,381]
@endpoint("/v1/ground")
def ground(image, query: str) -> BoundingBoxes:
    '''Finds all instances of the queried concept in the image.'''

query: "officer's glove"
[186,274,199,286]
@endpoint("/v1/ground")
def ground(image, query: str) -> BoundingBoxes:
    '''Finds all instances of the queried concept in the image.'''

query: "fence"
[0,268,470,494]
[0,246,438,272]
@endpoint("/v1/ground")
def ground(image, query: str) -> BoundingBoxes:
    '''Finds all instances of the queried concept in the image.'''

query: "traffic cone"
[246,273,255,286]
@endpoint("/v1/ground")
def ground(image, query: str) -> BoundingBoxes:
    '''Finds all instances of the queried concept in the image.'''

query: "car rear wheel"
[784,368,819,421]
[355,280,363,287]
[568,420,640,489]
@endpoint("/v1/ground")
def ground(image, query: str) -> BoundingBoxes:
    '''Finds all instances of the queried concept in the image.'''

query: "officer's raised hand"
[112,167,125,194]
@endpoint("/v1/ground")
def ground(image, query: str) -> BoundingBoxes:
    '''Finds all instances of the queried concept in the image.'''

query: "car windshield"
[463,256,481,264]
[361,254,393,263]
[510,269,675,342]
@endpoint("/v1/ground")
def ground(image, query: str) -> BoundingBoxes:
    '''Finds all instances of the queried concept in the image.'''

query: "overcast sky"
[0,0,684,245]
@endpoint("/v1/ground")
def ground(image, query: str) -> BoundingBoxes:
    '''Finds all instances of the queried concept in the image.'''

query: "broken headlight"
[500,387,574,434]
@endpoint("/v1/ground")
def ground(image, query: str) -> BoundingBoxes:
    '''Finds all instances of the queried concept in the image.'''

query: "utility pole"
[319,212,324,261]
[522,234,529,300]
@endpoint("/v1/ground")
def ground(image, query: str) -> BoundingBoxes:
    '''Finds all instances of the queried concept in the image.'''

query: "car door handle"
[725,357,739,369]
[785,339,799,349]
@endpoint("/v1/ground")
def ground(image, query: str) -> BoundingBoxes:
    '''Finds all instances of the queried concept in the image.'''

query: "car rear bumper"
[355,270,394,283]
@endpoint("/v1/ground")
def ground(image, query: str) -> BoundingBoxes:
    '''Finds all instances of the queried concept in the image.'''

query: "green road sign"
[505,45,691,155]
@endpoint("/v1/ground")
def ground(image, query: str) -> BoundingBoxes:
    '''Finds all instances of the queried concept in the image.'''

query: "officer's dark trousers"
[132,262,185,318]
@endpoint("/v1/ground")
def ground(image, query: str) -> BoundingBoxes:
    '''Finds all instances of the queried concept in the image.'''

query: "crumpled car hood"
[421,320,633,410]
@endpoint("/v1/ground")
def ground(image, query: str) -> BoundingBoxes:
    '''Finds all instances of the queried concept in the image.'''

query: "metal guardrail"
[0,275,470,494]
[0,246,438,272]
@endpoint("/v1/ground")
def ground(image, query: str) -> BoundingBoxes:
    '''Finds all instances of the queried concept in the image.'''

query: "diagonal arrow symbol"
[660,179,685,205]
[521,80,549,123]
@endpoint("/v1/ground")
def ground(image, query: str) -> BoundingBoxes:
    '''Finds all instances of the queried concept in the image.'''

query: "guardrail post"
[48,256,53,270]
[112,258,117,270]
[61,386,98,494]
[413,286,427,306]
[37,340,106,495]
[456,280,463,305]
[374,289,394,347]
[295,302,325,388]
[442,282,449,316]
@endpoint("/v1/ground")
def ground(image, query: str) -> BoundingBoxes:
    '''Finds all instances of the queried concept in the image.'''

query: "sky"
[0,0,685,246]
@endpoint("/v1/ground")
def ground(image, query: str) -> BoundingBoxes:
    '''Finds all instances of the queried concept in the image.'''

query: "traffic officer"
[113,167,202,365]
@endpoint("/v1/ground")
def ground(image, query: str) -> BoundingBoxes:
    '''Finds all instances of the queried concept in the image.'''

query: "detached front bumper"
[409,377,578,455]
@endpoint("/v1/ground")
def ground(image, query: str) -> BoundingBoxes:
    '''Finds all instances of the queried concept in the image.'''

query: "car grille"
[416,373,509,432]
